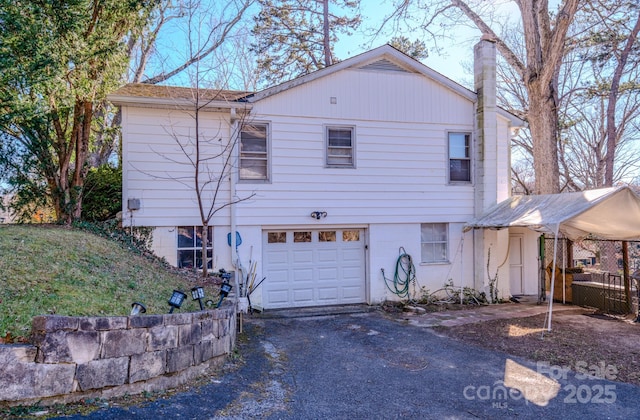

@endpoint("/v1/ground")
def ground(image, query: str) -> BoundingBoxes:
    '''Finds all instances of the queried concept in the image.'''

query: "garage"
[262,228,366,309]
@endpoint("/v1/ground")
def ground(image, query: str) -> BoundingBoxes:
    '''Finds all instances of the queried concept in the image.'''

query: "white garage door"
[263,228,366,309]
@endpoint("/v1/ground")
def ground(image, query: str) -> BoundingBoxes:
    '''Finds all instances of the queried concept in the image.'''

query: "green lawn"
[0,224,211,342]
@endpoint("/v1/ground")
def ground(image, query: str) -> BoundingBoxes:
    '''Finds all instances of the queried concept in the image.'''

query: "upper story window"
[240,123,269,181]
[421,223,448,263]
[326,126,355,168]
[448,132,471,183]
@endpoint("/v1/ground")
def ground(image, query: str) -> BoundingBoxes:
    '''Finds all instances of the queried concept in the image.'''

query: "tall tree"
[503,1,640,191]
[0,1,253,223]
[250,0,361,86]
[0,0,156,223]
[389,36,429,60]
[91,0,254,168]
[385,0,581,194]
[579,1,640,186]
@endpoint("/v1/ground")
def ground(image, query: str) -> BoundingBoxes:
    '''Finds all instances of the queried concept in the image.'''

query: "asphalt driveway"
[59,310,640,419]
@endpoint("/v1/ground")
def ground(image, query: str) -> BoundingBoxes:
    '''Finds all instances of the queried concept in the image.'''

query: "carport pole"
[546,224,560,332]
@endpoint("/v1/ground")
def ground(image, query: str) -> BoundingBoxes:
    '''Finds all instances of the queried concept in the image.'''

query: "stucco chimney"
[473,37,498,217]
[472,37,502,294]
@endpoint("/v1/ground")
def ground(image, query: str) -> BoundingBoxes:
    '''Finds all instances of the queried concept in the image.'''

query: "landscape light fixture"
[130,302,146,316]
[191,286,205,310]
[217,280,233,308]
[168,290,187,313]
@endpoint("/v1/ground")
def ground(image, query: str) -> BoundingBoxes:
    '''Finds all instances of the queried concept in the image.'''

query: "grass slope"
[0,224,207,342]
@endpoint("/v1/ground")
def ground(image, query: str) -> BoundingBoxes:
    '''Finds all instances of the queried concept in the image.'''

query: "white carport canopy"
[464,186,640,331]
[464,186,640,241]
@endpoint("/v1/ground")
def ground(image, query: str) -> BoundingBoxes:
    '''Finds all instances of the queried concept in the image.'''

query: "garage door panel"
[293,288,314,303]
[264,229,366,309]
[267,290,290,305]
[342,248,362,262]
[267,269,289,283]
[342,285,364,299]
[317,249,339,262]
[292,268,313,282]
[342,266,362,281]
[266,250,289,264]
[292,250,314,264]
[318,267,338,281]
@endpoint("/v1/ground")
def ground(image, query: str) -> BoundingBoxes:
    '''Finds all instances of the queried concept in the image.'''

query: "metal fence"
[542,237,640,315]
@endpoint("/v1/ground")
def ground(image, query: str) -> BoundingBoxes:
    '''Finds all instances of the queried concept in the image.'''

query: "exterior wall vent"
[359,59,411,73]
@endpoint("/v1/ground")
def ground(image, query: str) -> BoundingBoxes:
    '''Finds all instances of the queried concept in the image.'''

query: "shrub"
[82,165,122,221]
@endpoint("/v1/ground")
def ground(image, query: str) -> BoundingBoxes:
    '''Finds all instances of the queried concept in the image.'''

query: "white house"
[110,39,534,310]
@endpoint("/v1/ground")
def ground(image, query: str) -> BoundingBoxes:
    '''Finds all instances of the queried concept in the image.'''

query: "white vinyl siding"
[240,123,269,181]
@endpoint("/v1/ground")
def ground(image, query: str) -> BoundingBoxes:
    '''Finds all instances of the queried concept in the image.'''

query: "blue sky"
[332,0,486,89]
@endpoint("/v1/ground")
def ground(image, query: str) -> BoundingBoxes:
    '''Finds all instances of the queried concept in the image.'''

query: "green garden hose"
[382,247,417,301]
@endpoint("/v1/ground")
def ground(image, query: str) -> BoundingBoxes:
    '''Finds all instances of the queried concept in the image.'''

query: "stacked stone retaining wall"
[0,303,236,406]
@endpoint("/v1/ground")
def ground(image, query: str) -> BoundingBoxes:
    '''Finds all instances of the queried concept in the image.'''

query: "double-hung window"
[240,123,269,181]
[326,126,355,167]
[177,226,213,269]
[421,223,448,263]
[448,132,471,183]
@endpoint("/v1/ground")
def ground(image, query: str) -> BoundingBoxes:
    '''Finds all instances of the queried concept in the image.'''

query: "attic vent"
[359,59,411,73]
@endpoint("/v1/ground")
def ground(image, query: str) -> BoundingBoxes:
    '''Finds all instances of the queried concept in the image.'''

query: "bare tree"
[383,0,581,194]
[134,83,255,277]
[91,0,254,168]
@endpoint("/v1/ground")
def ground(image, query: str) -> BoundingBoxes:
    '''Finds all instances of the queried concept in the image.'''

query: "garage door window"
[319,231,336,242]
[343,230,360,241]
[294,231,311,242]
[268,232,286,243]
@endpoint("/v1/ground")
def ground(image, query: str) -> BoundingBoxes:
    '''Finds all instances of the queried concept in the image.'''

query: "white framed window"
[326,126,355,167]
[421,223,448,263]
[448,132,471,183]
[177,226,213,269]
[240,123,269,181]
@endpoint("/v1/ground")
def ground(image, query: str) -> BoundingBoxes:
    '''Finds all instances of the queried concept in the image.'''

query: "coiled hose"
[382,247,417,301]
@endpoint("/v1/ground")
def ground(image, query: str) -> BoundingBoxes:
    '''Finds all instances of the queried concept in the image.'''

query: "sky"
[332,0,522,89]
[333,1,480,87]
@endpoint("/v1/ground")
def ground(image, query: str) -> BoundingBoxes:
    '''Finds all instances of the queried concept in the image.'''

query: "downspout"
[230,107,238,268]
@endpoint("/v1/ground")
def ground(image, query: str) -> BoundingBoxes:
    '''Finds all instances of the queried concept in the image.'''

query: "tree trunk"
[604,11,640,186]
[527,80,560,194]
[322,0,332,66]
[201,223,209,278]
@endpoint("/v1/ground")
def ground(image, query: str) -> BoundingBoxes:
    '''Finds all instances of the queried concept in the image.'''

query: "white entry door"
[509,235,524,295]
[263,229,366,309]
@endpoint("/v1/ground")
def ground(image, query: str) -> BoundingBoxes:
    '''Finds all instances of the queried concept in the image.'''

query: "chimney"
[472,37,502,295]
[473,37,499,217]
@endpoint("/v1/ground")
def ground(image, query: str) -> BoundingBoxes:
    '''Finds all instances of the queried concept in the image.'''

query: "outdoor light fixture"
[191,286,205,310]
[217,280,233,308]
[130,302,146,316]
[310,211,327,220]
[168,290,187,313]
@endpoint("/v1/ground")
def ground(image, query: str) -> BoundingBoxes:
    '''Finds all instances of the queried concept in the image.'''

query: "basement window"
[177,226,213,269]
[421,223,448,263]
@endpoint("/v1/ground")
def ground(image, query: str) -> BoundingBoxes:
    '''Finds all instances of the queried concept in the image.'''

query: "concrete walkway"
[393,295,587,328]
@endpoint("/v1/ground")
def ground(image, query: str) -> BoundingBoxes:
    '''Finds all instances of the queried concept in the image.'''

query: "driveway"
[59,309,640,419]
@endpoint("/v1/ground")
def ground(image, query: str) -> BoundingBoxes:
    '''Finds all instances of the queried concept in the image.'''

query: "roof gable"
[249,45,476,103]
